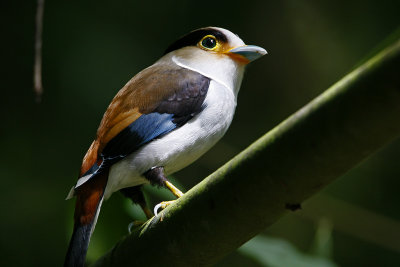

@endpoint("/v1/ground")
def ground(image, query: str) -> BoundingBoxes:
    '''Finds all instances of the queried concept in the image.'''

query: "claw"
[154,203,162,216]
[154,200,176,216]
[128,220,145,233]
[153,181,184,216]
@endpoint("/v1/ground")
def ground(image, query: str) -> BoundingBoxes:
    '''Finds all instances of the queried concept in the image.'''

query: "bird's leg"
[120,186,153,230]
[164,180,184,198]
[144,166,184,215]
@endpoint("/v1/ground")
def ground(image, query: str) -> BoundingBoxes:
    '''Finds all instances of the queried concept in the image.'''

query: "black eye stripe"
[164,28,228,55]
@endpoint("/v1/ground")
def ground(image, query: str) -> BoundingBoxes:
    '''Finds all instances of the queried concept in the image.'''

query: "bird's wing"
[77,64,210,180]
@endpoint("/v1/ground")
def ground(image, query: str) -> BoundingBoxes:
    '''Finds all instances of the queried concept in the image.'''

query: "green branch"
[93,39,400,267]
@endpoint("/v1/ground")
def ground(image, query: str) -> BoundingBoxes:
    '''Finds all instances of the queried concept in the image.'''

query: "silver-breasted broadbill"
[64,27,266,267]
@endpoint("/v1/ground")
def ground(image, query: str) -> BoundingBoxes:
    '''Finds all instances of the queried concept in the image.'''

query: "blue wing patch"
[79,112,176,182]
[101,112,176,162]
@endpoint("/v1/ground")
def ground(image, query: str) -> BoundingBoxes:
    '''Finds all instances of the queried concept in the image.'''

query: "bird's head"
[164,27,267,65]
[159,27,267,95]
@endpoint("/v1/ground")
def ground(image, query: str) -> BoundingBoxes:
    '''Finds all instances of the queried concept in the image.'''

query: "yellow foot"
[154,200,176,216]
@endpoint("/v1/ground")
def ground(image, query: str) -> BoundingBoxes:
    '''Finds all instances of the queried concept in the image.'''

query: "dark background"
[1,0,399,266]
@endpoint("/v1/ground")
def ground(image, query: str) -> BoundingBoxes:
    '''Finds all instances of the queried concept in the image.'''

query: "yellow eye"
[199,35,219,50]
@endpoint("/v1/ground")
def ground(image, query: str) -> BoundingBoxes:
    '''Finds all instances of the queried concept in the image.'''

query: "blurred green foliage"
[239,227,336,267]
[1,0,399,266]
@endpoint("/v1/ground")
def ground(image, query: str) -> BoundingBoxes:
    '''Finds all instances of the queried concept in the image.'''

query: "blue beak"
[228,45,267,63]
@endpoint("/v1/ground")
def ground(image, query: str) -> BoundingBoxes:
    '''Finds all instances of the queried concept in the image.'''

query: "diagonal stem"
[93,38,400,267]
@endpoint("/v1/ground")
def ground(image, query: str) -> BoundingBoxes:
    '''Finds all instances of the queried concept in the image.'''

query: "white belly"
[105,80,237,198]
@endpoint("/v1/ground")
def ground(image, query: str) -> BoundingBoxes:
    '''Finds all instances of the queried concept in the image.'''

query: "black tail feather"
[64,221,95,267]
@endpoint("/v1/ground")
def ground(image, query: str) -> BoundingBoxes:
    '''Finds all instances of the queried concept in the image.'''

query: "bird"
[64,26,266,267]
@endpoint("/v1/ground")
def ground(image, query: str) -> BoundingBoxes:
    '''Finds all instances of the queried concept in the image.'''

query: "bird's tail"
[64,171,108,267]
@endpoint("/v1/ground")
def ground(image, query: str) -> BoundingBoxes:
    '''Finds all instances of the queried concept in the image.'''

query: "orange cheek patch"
[220,43,250,65]
[226,53,250,65]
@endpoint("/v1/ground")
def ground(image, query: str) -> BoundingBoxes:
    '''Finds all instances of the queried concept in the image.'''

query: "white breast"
[105,80,237,198]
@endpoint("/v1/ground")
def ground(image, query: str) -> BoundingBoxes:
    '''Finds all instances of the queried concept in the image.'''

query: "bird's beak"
[227,45,267,64]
